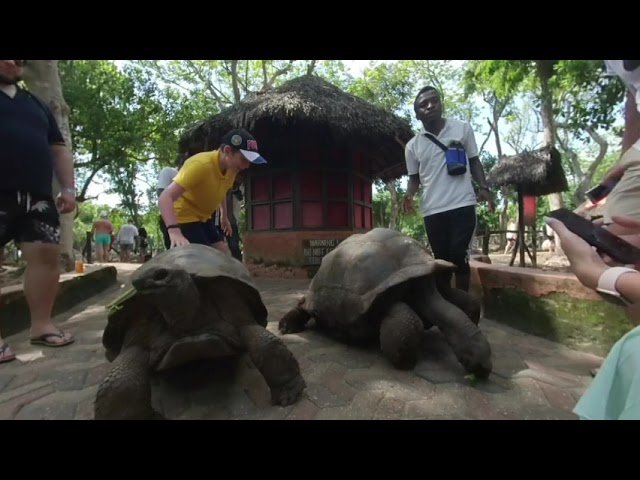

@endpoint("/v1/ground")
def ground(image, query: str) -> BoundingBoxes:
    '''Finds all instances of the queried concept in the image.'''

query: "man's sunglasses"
[14,60,28,67]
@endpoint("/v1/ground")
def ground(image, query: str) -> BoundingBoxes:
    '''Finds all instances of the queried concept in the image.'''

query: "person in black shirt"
[0,60,77,363]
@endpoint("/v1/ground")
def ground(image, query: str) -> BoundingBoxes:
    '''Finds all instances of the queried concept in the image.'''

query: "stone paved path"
[0,265,603,420]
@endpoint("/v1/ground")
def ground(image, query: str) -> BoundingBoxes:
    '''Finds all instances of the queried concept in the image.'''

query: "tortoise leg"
[379,302,424,370]
[409,277,492,379]
[239,325,306,406]
[94,344,159,420]
[435,274,481,325]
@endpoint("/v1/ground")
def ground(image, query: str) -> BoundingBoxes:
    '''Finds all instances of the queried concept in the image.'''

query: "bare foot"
[29,329,75,347]
[0,343,16,363]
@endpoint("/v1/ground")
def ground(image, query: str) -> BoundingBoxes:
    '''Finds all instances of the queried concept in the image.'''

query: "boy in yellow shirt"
[159,128,266,253]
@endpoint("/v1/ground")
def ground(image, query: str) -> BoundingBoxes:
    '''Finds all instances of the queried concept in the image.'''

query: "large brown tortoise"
[278,228,492,378]
[95,244,306,420]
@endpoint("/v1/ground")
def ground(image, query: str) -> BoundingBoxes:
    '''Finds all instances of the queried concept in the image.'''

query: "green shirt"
[573,325,640,420]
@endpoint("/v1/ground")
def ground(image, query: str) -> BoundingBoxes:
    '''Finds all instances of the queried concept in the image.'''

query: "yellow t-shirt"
[172,150,236,223]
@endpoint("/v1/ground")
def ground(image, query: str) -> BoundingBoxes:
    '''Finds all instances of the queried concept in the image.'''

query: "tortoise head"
[132,266,200,327]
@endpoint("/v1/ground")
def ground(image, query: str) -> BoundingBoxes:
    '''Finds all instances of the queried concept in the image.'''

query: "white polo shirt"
[405,118,479,217]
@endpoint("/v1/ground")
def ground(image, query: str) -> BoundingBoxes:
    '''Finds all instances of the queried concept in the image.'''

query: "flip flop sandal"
[0,344,16,363]
[30,332,75,347]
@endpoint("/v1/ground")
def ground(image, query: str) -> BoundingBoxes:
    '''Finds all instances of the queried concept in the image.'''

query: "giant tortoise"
[278,228,492,378]
[95,244,306,420]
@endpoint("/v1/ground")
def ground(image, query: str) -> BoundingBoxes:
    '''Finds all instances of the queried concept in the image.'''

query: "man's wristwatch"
[61,187,75,195]
[596,266,639,306]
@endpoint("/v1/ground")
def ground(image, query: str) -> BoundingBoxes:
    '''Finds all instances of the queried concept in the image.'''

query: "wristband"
[596,266,639,306]
[166,224,180,230]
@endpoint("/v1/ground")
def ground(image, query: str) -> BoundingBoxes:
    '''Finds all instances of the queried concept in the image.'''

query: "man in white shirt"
[156,154,185,249]
[596,60,640,235]
[157,166,178,194]
[403,86,494,292]
[116,220,138,262]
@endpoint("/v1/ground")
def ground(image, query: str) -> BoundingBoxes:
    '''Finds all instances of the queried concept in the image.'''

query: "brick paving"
[0,265,602,420]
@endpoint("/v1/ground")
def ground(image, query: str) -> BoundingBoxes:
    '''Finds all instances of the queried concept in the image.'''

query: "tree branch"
[478,126,492,155]
[584,126,609,179]
[263,60,295,90]
[77,162,108,202]
[184,60,232,110]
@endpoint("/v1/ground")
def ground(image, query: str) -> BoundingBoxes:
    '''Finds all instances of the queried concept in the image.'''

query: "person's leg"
[447,206,478,292]
[226,222,242,261]
[212,241,231,255]
[424,210,454,287]
[0,193,20,360]
[120,244,133,262]
[95,234,108,262]
[14,194,73,346]
[423,211,451,261]
[204,220,231,255]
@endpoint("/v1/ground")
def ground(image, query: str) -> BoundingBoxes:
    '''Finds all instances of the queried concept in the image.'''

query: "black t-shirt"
[0,87,66,196]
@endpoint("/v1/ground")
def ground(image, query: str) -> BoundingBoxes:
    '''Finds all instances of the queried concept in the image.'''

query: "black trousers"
[423,205,476,274]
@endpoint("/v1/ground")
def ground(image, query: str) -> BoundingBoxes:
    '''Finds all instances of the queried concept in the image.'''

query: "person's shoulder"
[405,132,421,149]
[18,87,51,113]
[184,151,216,168]
[446,117,471,129]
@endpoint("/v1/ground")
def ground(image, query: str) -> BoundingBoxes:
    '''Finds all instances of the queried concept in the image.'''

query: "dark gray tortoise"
[95,244,306,420]
[278,228,492,378]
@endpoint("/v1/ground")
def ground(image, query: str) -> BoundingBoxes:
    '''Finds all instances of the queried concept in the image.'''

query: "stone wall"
[469,260,634,356]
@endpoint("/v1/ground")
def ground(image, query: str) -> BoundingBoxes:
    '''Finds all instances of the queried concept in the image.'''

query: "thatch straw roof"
[177,75,415,180]
[487,145,568,196]
[574,198,606,220]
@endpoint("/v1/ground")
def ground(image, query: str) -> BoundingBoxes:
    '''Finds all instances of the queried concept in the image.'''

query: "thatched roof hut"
[487,145,568,196]
[177,74,415,180]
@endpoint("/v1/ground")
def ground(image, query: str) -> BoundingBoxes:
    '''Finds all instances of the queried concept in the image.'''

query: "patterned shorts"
[0,191,60,247]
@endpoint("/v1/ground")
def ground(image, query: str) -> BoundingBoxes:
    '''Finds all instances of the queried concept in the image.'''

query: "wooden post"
[482,230,490,255]
[531,225,537,268]
[517,186,525,267]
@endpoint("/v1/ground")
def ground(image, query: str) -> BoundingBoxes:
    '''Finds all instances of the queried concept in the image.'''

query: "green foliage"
[57,59,629,256]
[553,60,625,135]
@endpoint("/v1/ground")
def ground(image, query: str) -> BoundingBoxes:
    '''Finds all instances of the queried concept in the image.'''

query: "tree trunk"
[385,179,400,230]
[486,95,510,251]
[536,60,564,255]
[556,124,609,205]
[22,60,75,271]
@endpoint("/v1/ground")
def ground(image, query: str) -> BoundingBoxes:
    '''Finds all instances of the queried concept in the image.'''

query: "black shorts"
[178,220,224,246]
[423,205,476,274]
[0,191,60,247]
